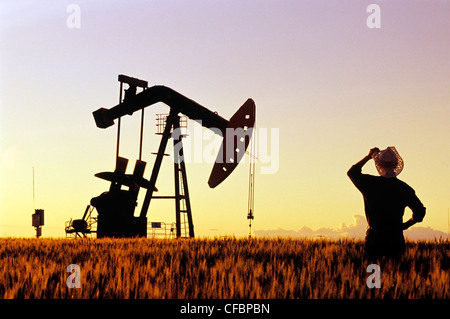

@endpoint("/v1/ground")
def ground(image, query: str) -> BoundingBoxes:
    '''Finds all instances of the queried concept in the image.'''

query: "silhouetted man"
[347,147,426,260]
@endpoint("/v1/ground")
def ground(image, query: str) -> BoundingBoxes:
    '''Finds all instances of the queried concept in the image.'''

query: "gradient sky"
[1,0,449,238]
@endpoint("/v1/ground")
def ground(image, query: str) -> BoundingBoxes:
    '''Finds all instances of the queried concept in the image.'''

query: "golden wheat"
[0,237,448,299]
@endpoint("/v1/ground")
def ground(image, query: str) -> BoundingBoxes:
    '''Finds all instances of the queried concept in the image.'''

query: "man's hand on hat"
[368,147,380,159]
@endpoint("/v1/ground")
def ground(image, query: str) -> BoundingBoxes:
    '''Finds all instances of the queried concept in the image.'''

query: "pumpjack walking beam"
[93,84,255,179]
[94,85,229,135]
[94,84,255,188]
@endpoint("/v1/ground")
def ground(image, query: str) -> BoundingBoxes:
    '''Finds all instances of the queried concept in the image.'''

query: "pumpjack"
[65,75,255,238]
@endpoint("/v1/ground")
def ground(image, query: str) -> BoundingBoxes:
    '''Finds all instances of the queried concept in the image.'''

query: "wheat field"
[0,237,448,299]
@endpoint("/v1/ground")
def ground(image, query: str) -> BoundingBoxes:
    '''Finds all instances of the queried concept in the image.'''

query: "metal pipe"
[139,108,144,160]
[116,81,123,164]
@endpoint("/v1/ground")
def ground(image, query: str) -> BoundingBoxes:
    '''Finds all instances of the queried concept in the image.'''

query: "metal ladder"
[173,118,194,238]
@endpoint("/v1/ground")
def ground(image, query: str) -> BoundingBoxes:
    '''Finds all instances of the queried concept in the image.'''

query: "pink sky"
[1,1,449,238]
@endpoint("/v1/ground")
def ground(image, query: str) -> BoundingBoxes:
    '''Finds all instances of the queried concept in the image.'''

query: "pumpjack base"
[97,216,147,238]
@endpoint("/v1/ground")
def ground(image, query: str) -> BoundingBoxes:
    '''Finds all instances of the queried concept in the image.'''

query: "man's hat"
[372,146,404,178]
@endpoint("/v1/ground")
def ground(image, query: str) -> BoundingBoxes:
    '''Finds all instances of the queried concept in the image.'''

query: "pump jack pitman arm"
[92,85,255,188]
